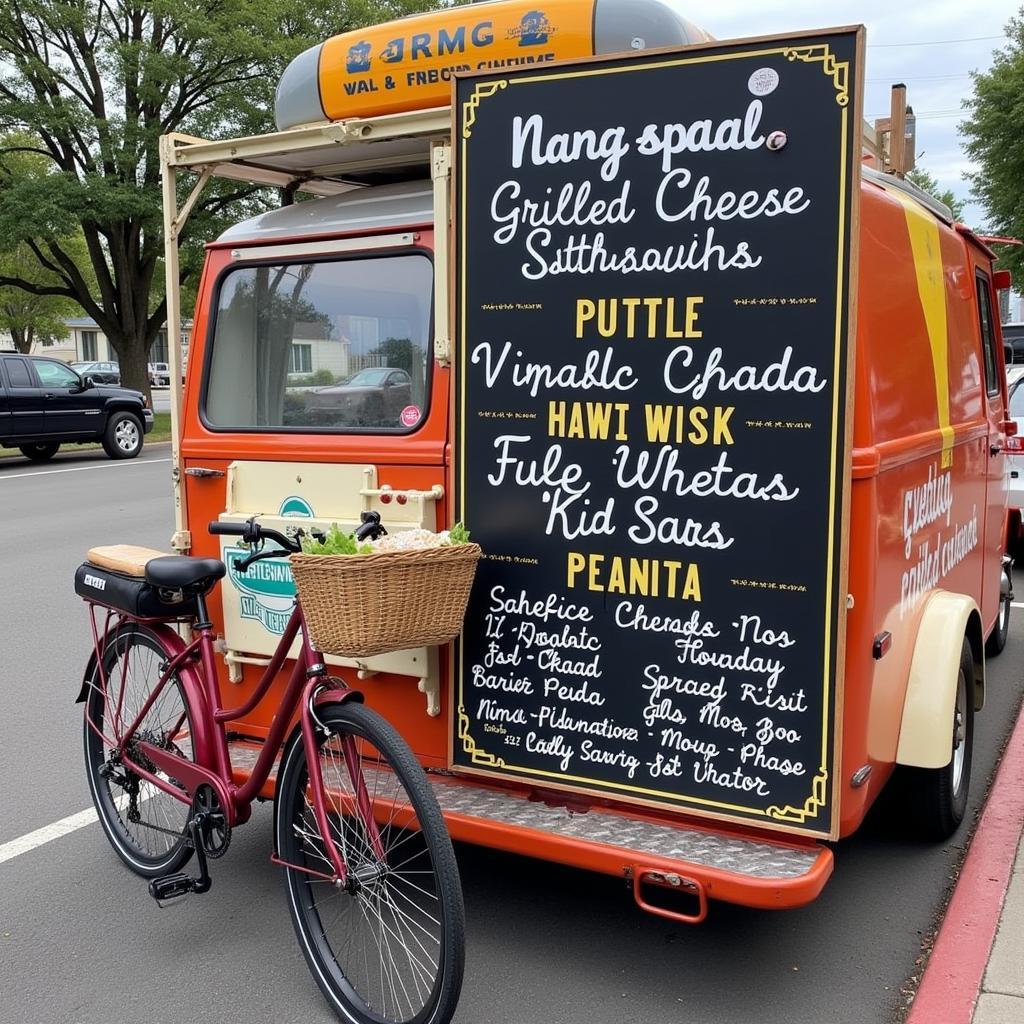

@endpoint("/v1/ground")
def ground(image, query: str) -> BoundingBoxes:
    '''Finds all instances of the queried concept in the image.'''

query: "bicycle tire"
[275,701,465,1024]
[83,623,195,877]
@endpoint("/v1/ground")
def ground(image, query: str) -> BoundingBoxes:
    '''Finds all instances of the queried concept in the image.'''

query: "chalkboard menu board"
[451,29,862,839]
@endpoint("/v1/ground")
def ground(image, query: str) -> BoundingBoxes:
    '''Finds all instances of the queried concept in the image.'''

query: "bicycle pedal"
[148,872,197,904]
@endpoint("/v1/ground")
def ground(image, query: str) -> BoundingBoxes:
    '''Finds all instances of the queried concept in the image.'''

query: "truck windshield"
[203,252,432,432]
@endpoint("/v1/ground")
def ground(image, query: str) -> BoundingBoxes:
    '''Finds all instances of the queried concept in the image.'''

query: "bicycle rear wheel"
[83,623,195,877]
[275,702,465,1024]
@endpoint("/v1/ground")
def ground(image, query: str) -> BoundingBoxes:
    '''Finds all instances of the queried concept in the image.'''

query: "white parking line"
[1013,602,1024,609]
[0,456,170,480]
[0,807,100,865]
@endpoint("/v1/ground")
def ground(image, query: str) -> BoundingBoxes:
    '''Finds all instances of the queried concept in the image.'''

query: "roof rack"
[161,106,450,196]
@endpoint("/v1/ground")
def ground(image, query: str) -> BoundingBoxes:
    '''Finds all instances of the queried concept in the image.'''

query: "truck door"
[34,358,104,436]
[975,269,1008,630]
[0,356,46,437]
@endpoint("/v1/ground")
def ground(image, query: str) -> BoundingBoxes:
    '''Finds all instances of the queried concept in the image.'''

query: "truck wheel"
[985,566,1011,657]
[902,638,974,840]
[102,412,143,459]
[18,443,59,461]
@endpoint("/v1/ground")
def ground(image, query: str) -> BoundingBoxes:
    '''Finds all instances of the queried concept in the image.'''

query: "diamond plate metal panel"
[227,741,819,880]
[428,777,819,879]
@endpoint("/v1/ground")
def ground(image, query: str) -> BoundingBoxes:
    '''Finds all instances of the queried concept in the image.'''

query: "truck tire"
[19,443,59,461]
[102,411,144,459]
[985,563,1012,657]
[902,638,974,840]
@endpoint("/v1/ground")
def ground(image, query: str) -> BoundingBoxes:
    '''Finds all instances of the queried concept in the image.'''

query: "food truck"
[154,0,1012,925]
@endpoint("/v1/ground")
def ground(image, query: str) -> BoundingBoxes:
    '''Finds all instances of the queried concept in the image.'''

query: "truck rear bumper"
[428,773,833,914]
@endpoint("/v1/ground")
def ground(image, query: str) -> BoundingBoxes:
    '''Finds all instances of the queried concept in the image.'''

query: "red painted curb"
[907,697,1024,1024]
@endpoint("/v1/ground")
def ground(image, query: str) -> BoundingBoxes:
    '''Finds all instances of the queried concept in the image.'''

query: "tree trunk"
[110,336,153,406]
[11,326,30,354]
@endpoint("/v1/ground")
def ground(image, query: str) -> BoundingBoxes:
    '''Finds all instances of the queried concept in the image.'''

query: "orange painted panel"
[319,2,596,121]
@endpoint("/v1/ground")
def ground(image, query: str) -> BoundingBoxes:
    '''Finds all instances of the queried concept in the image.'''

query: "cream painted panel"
[215,459,445,715]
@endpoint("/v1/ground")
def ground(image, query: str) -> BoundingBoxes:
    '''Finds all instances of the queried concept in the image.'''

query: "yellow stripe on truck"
[883,184,955,468]
[318,1,596,121]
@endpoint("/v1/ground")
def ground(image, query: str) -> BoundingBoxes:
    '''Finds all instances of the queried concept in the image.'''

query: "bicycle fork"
[269,680,387,888]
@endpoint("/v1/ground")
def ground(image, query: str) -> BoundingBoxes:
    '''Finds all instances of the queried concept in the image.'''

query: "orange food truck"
[78,1,1015,1021]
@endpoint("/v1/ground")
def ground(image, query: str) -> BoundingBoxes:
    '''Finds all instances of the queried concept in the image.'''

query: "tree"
[961,11,1024,280]
[371,336,416,373]
[0,0,437,395]
[0,243,77,352]
[906,166,967,222]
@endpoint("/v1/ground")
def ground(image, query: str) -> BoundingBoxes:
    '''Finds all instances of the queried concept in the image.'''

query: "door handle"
[991,444,1003,456]
[184,467,225,478]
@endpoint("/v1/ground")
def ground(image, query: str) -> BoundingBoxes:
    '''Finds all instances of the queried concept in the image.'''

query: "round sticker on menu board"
[748,66,780,96]
[400,405,421,427]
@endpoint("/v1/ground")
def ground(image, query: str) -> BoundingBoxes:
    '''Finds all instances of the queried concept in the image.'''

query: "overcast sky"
[701,1,1016,228]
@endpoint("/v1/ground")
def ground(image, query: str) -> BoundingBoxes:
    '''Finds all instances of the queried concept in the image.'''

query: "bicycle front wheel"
[275,702,465,1024]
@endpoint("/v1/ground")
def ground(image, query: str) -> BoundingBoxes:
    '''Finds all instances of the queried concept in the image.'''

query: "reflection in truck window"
[204,253,432,432]
[976,272,1000,398]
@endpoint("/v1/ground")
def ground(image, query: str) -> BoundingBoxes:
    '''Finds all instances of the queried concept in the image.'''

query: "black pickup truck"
[0,354,153,461]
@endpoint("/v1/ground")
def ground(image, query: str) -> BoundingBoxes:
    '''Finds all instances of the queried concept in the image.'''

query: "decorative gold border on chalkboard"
[461,81,508,139]
[783,45,850,106]
[457,704,506,768]
[452,30,863,840]
[767,770,829,823]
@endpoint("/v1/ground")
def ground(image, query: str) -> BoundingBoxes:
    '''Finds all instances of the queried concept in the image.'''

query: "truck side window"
[976,271,1000,398]
[35,360,80,388]
[4,358,33,387]
[203,253,432,434]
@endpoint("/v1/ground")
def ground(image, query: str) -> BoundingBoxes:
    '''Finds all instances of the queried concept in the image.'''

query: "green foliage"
[0,242,77,352]
[371,336,415,372]
[905,166,967,222]
[301,524,373,556]
[0,0,442,393]
[961,12,1024,280]
[290,368,338,387]
[447,522,470,545]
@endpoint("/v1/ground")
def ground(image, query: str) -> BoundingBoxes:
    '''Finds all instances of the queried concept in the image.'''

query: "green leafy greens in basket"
[298,521,472,555]
[447,522,470,545]
[300,524,374,556]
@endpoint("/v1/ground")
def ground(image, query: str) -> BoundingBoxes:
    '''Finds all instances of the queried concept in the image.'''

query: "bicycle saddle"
[145,556,226,591]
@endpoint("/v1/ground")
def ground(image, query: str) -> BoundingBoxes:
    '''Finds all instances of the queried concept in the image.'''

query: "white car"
[1006,368,1024,560]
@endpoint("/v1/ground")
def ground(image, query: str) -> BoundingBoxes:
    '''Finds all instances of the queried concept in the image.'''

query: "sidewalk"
[974,839,1024,1023]
[907,698,1024,1024]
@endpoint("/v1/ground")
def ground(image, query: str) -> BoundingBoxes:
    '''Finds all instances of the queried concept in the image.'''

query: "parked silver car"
[303,367,412,427]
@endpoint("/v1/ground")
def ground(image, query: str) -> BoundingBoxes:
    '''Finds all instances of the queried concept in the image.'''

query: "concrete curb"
[906,697,1024,1024]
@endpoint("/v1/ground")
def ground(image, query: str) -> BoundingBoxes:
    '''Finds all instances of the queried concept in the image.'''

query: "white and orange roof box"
[274,0,711,128]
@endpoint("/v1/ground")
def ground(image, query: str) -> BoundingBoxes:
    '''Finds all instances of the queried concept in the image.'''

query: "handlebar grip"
[208,521,245,536]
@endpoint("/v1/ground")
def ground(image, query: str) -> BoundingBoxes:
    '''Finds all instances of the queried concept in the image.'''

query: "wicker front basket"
[290,543,482,659]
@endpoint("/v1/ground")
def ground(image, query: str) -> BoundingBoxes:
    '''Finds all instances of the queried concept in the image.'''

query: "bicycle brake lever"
[242,517,261,545]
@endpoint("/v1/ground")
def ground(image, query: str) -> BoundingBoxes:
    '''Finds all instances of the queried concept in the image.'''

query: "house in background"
[0,316,191,369]
[0,324,77,362]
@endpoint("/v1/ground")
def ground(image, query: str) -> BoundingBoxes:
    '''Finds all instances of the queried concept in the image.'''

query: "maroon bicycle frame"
[85,600,385,884]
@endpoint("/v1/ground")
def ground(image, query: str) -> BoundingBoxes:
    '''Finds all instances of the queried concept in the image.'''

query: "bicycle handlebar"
[207,512,386,573]
[208,518,301,554]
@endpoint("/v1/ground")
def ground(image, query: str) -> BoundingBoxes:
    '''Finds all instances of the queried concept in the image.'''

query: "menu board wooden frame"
[449,27,863,840]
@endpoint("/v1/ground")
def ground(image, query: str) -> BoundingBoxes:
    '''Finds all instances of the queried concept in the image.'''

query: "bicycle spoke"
[281,706,455,1023]
[87,630,192,865]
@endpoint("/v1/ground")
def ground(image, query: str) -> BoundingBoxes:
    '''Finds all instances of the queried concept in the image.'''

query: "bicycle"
[74,513,465,1024]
